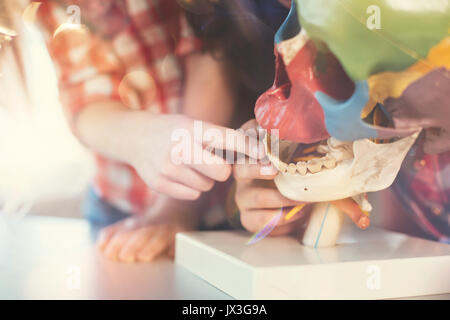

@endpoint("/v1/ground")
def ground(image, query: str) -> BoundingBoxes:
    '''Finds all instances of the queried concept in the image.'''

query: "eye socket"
[362,103,398,144]
[363,103,393,127]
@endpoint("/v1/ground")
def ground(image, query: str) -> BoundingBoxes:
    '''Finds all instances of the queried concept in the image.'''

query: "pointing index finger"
[201,123,266,160]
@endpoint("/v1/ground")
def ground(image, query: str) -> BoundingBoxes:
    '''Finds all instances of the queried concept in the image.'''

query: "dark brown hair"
[182,0,283,127]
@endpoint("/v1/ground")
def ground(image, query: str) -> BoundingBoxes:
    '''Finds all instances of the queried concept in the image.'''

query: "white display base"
[175,225,450,299]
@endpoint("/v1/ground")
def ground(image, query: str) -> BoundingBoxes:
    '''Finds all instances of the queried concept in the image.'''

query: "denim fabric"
[82,188,129,228]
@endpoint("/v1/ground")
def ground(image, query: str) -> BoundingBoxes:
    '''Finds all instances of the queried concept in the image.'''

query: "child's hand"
[233,120,370,235]
[234,170,370,235]
[78,104,265,202]
[97,219,178,263]
[122,113,265,201]
[234,165,307,236]
[96,198,199,263]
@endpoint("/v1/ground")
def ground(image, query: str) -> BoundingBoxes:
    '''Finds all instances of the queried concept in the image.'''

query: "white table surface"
[177,228,450,299]
[0,216,231,299]
[0,216,448,300]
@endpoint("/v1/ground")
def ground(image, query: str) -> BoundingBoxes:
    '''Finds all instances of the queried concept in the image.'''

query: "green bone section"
[295,0,449,80]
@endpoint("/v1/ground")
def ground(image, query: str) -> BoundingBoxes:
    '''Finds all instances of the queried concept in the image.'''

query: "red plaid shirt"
[38,0,202,215]
[394,146,450,243]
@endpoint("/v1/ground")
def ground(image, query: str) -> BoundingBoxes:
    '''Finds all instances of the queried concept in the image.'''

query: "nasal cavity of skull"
[270,55,291,100]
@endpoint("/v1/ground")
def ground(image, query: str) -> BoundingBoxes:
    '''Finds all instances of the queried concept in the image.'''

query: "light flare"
[246,208,283,245]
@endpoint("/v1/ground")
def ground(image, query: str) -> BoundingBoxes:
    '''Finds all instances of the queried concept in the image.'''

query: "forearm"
[76,51,236,163]
[76,100,149,164]
[182,53,235,127]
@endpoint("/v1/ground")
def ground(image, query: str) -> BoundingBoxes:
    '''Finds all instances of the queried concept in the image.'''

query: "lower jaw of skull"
[264,103,405,201]
[263,105,420,247]
[264,132,358,202]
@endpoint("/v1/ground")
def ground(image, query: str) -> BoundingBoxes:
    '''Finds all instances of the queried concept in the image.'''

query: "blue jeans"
[82,188,129,228]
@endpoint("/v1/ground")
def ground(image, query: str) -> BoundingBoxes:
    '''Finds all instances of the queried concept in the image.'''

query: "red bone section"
[255,40,355,143]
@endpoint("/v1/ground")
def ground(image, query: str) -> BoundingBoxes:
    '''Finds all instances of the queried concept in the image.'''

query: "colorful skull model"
[255,0,449,247]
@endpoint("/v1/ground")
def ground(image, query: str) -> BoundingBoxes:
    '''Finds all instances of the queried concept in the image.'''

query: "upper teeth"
[288,163,297,174]
[278,155,338,175]
[323,157,337,169]
[276,137,354,176]
[307,159,322,173]
[296,162,308,175]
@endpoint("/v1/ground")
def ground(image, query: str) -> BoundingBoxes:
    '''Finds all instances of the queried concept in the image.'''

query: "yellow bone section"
[293,155,321,162]
[285,204,306,221]
[364,37,450,115]
[302,145,318,154]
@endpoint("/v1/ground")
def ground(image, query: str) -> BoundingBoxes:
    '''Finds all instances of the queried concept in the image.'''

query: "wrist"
[116,110,161,165]
[76,101,158,164]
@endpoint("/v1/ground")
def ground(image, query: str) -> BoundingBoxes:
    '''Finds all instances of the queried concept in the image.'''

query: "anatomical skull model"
[255,0,449,247]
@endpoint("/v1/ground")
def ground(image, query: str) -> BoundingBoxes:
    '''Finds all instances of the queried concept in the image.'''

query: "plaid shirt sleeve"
[37,0,204,216]
[38,0,202,128]
[393,146,450,243]
[38,1,126,129]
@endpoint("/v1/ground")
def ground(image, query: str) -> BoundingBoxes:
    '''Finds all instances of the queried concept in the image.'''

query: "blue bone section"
[315,81,418,141]
[315,81,379,141]
[275,1,300,44]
